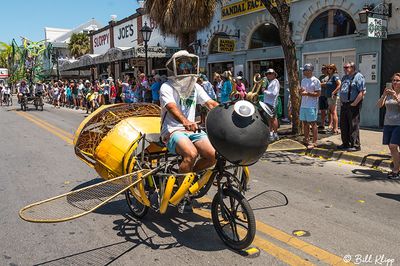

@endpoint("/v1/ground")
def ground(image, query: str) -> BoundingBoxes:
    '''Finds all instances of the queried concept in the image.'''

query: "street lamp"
[358,3,392,24]
[140,22,153,77]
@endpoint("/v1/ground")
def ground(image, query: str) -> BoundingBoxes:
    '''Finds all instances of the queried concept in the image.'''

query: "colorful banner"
[218,38,236,53]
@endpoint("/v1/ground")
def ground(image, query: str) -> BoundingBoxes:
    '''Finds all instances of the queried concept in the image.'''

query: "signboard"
[92,30,111,54]
[222,0,265,20]
[136,46,180,58]
[0,68,9,78]
[359,53,378,83]
[368,17,388,39]
[218,38,235,53]
[113,18,138,48]
[141,15,179,48]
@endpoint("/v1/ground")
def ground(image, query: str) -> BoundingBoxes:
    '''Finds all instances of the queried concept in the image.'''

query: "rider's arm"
[204,100,219,110]
[165,103,197,131]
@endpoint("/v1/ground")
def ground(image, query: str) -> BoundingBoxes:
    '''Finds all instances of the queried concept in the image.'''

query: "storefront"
[196,0,392,127]
[61,9,180,80]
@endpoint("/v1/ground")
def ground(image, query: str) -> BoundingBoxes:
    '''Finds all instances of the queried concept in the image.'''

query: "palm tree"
[0,42,12,68]
[260,0,301,134]
[68,33,90,58]
[144,0,222,49]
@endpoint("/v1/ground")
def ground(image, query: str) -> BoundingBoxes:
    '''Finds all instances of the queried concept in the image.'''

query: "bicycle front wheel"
[211,188,255,250]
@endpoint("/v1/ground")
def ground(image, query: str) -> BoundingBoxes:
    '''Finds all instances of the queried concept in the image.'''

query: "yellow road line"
[194,208,315,266]
[22,112,74,139]
[197,197,352,265]
[255,221,351,266]
[16,112,73,145]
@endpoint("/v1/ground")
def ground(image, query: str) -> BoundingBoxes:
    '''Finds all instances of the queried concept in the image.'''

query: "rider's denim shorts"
[300,107,318,122]
[167,130,208,154]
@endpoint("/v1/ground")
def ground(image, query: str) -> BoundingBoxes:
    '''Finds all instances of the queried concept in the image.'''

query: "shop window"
[209,32,229,54]
[249,24,281,49]
[306,9,356,41]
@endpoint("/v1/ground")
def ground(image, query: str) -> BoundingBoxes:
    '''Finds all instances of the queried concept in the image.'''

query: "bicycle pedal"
[149,191,160,210]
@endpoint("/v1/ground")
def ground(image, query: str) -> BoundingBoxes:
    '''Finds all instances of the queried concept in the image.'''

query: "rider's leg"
[193,138,216,172]
[174,134,198,173]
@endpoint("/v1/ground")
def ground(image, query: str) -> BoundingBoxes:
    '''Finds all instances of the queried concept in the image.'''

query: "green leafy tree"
[0,42,12,68]
[144,0,222,49]
[68,33,90,58]
[261,0,301,134]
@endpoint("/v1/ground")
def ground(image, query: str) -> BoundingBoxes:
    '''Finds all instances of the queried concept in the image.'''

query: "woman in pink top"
[235,76,247,99]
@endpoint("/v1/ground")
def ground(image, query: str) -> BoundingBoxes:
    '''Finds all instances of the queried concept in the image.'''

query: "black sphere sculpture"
[206,101,270,166]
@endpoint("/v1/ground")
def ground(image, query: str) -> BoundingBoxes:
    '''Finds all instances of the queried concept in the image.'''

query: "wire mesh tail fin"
[19,170,149,223]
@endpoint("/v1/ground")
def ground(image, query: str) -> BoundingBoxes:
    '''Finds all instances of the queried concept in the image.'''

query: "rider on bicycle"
[160,50,219,174]
[1,82,11,105]
[34,81,45,96]
[18,80,30,103]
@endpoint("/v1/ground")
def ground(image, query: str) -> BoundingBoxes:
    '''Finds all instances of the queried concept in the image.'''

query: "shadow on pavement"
[34,240,140,265]
[346,169,396,182]
[34,208,225,265]
[261,151,326,167]
[113,211,226,252]
[247,190,289,211]
[376,193,400,202]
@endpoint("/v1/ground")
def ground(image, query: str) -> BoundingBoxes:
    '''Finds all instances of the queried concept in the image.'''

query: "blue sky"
[0,0,140,44]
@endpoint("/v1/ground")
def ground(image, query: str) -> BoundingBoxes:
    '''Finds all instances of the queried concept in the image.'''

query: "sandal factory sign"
[221,0,294,20]
[222,0,265,20]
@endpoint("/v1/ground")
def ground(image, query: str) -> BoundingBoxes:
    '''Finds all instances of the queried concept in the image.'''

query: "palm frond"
[144,0,223,35]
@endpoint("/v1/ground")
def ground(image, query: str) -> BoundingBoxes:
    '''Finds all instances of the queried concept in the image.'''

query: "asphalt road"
[0,102,399,266]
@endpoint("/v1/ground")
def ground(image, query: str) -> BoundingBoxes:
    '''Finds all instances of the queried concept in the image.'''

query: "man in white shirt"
[160,50,218,174]
[300,64,321,148]
[263,68,280,141]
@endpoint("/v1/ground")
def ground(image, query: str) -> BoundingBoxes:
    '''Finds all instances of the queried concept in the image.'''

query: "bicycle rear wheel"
[211,188,255,250]
[125,189,149,218]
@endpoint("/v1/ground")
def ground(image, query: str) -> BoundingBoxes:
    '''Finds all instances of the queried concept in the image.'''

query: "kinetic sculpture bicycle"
[19,74,280,250]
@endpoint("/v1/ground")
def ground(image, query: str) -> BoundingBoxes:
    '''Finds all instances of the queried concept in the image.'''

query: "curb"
[301,147,392,170]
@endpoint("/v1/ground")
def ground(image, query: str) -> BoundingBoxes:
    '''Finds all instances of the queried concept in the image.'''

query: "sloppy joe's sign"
[92,31,110,54]
[113,18,138,48]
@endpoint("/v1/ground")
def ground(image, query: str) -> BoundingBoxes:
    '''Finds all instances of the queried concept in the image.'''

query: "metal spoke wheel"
[125,189,149,218]
[211,188,256,250]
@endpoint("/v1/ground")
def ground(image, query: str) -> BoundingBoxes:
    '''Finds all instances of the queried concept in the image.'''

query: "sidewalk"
[277,124,392,170]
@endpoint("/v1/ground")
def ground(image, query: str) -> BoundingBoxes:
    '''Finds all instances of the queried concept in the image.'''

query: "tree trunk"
[179,32,197,53]
[261,0,301,134]
[180,33,191,51]
[279,21,301,134]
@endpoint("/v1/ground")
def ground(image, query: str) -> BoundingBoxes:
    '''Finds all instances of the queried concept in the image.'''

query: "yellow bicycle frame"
[169,173,195,206]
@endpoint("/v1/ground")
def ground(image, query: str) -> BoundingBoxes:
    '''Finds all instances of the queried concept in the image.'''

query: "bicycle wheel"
[211,188,256,250]
[125,189,149,218]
